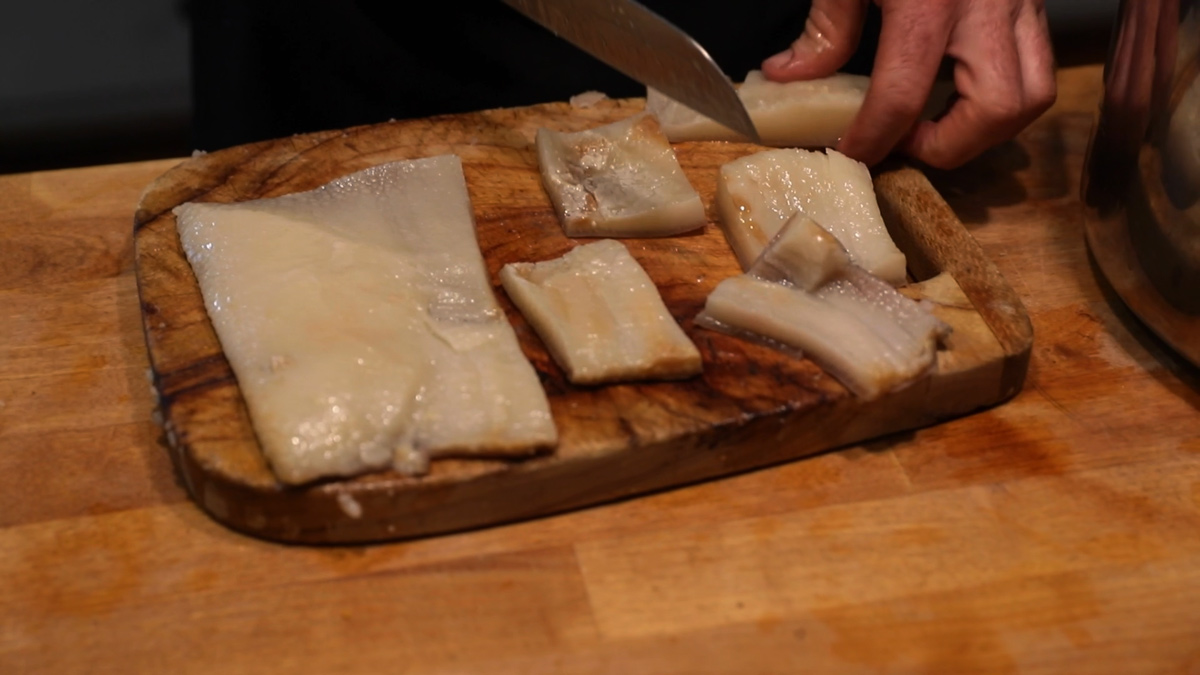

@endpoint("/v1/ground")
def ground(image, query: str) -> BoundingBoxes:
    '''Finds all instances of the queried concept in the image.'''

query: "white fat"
[500,239,702,384]
[336,492,363,519]
[536,114,706,238]
[698,219,947,399]
[716,147,907,286]
[174,156,557,485]
[646,71,869,146]
[647,71,955,146]
[747,213,852,291]
[698,276,897,399]
[570,91,609,108]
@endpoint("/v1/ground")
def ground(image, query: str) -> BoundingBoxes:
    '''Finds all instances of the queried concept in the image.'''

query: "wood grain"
[133,101,1030,543]
[5,65,1200,674]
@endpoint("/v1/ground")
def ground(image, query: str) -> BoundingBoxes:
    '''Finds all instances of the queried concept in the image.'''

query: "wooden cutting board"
[133,98,1032,544]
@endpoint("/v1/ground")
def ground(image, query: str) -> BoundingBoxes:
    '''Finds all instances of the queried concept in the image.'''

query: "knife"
[501,0,760,143]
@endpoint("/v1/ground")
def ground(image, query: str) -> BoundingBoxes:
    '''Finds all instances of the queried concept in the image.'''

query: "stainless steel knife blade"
[501,0,760,143]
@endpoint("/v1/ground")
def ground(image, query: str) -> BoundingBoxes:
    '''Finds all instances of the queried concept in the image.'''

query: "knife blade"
[501,0,760,143]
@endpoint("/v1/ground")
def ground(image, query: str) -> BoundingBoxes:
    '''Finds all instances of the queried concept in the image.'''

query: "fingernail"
[764,48,794,70]
[798,15,835,55]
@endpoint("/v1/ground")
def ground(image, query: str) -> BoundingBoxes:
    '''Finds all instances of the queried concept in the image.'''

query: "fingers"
[1015,0,1057,111]
[835,0,954,166]
[902,5,1025,167]
[903,1,1056,168]
[766,0,1057,168]
[761,0,869,81]
[902,1,1056,166]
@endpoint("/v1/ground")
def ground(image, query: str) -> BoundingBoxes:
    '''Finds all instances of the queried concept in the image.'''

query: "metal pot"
[1083,0,1200,365]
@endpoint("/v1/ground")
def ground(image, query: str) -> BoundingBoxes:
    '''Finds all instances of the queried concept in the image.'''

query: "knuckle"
[915,146,967,170]
[905,128,973,170]
[974,92,1027,125]
[1027,79,1058,113]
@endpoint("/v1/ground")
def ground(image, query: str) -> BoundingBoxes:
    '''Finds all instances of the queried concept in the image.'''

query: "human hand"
[761,0,1057,168]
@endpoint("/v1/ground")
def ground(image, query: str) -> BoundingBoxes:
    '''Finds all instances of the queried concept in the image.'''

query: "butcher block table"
[3,64,1200,673]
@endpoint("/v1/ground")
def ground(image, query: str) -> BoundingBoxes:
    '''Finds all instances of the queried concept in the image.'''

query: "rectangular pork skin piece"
[715,147,908,286]
[174,155,558,485]
[698,214,947,400]
[499,239,702,385]
[536,114,706,237]
[646,71,869,146]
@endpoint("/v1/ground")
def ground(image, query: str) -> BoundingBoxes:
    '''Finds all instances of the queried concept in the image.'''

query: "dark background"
[0,0,1117,175]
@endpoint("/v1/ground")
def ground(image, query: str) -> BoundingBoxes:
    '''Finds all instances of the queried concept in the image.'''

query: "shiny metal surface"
[500,0,759,142]
[1083,0,1200,365]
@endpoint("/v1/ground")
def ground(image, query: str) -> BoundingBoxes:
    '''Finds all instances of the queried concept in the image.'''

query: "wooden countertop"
[3,64,1199,673]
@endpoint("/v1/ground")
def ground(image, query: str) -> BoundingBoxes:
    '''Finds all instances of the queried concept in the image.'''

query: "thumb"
[762,0,869,81]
